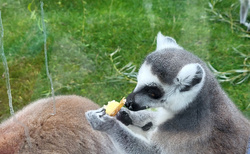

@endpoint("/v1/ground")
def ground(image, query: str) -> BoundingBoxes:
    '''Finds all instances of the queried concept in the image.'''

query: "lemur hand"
[85,108,117,132]
[116,107,133,126]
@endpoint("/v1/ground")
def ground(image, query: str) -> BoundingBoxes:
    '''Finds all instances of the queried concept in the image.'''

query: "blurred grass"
[0,0,249,122]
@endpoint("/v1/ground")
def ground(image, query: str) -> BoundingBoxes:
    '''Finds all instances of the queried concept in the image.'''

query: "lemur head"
[126,32,206,113]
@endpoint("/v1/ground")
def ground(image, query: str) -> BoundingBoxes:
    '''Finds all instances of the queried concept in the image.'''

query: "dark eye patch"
[142,84,164,99]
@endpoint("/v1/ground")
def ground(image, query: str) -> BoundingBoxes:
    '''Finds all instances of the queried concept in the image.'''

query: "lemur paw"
[85,108,117,131]
[116,107,133,126]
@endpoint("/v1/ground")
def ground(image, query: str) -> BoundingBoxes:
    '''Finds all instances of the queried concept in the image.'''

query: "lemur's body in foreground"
[0,96,116,154]
[86,32,250,154]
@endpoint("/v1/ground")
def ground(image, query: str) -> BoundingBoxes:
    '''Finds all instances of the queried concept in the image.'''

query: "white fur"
[154,107,174,125]
[135,63,161,92]
[177,63,199,85]
[147,108,174,140]
[164,64,205,112]
[113,122,149,153]
[156,32,182,51]
[127,107,174,139]
[127,125,149,138]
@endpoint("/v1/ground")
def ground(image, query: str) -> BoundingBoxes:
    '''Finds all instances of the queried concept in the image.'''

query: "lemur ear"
[156,32,182,51]
[175,63,205,92]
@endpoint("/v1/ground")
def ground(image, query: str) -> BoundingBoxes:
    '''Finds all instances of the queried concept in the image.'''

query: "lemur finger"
[116,109,133,126]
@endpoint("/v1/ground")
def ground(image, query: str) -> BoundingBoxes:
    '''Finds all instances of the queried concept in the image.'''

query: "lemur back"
[0,95,116,154]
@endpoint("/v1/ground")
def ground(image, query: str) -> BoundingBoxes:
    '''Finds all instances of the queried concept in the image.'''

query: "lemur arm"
[85,109,161,154]
[107,121,160,154]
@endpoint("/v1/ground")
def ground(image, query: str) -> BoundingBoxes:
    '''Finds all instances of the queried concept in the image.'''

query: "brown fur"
[0,95,115,154]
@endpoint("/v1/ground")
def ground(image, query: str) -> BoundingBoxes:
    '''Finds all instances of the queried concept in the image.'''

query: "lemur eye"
[150,93,155,97]
[143,86,163,99]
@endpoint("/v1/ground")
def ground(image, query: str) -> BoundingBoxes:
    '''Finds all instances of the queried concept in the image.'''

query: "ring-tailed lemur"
[240,0,250,30]
[86,32,250,154]
[0,95,116,153]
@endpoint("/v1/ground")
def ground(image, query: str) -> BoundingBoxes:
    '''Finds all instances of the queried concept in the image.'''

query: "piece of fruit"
[104,97,126,116]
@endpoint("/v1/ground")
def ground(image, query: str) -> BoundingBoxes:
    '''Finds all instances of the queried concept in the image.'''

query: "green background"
[0,0,249,122]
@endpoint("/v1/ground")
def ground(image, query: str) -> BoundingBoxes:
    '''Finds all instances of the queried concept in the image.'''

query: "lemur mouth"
[125,102,149,111]
[138,105,150,110]
[128,104,150,111]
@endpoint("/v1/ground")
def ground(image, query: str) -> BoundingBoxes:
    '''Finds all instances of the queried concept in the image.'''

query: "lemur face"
[126,63,165,111]
[126,33,206,112]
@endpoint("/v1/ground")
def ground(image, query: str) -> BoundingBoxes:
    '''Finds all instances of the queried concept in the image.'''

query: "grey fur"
[240,0,250,30]
[85,32,250,154]
[146,48,204,85]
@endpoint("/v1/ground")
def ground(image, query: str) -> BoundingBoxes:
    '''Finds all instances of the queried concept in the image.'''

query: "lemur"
[240,0,250,30]
[0,95,116,154]
[86,32,250,154]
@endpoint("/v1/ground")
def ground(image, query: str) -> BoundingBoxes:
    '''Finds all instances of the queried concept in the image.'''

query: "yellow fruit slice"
[104,97,126,116]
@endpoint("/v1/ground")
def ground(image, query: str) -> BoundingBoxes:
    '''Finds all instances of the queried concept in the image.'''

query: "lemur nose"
[125,98,133,110]
[125,93,135,110]
[126,92,145,111]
